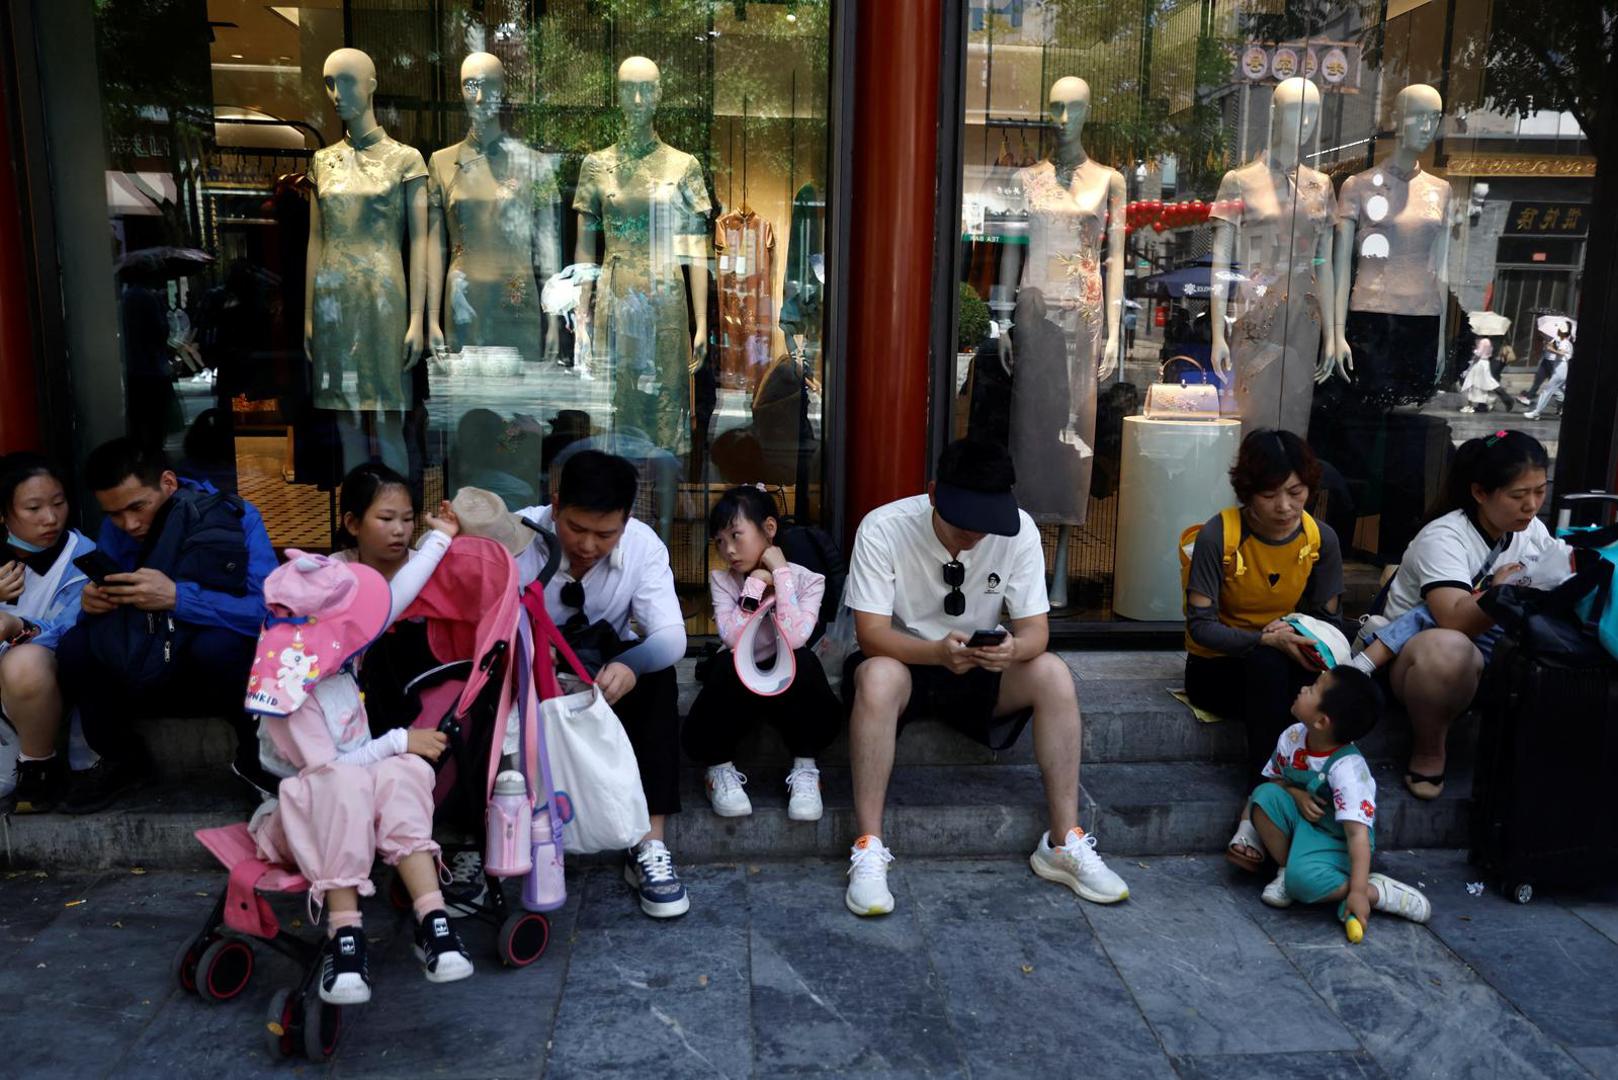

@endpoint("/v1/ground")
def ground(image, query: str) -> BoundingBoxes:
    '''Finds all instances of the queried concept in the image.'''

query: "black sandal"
[1404,769,1446,800]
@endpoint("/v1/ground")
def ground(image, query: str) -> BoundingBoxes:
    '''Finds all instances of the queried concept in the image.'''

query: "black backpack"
[776,517,847,645]
[86,487,250,689]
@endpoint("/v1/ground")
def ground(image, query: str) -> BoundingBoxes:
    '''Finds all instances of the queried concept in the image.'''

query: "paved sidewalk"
[2,850,1614,1078]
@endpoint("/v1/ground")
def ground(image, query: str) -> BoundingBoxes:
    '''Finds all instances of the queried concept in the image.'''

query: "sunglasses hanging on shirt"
[942,559,966,617]
[560,578,587,630]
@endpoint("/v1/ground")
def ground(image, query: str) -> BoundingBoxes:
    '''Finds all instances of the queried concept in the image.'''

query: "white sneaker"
[1029,828,1129,904]
[1262,867,1293,908]
[1524,410,1542,420]
[1458,405,1475,414]
[785,759,823,822]
[1370,872,1431,923]
[845,835,895,916]
[704,762,752,817]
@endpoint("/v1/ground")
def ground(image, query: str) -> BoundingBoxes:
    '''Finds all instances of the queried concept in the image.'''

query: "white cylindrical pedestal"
[1113,417,1241,621]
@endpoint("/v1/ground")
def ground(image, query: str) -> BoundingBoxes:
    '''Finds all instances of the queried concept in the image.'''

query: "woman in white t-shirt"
[1380,431,1553,800]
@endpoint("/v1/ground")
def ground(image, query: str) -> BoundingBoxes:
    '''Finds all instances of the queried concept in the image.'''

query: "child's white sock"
[791,756,817,771]
[327,910,363,938]
[1348,652,1378,675]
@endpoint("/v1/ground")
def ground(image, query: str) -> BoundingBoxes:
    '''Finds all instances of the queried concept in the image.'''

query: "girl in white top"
[330,465,460,736]
[1376,431,1553,801]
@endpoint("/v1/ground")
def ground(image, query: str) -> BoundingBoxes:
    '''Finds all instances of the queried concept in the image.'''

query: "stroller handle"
[519,519,564,587]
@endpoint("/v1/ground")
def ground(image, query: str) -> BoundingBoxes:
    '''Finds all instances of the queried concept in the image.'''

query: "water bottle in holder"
[485,770,533,877]
[523,803,567,911]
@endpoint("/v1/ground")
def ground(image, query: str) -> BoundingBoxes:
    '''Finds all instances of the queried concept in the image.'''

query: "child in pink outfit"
[681,486,841,822]
[245,545,474,1007]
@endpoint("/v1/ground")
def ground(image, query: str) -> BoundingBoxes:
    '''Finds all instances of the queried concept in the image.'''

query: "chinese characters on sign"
[1503,202,1591,236]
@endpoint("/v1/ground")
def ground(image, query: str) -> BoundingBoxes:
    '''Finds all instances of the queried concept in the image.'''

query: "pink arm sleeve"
[770,566,824,651]
[711,572,748,650]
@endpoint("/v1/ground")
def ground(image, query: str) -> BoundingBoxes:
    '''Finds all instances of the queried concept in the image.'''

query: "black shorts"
[842,651,1033,751]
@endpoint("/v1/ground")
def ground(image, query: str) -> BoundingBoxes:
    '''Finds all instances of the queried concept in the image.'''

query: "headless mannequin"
[304,48,427,474]
[573,56,710,376]
[1328,84,1450,387]
[995,77,1125,607]
[1210,78,1337,434]
[427,53,562,362]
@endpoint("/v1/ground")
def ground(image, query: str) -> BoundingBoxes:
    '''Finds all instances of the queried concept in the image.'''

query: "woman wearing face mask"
[0,453,98,812]
[1181,431,1347,872]
[1376,431,1554,801]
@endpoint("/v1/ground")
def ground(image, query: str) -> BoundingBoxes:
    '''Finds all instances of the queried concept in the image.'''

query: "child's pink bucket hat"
[245,551,391,716]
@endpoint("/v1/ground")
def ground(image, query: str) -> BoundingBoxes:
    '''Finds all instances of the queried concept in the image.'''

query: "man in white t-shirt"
[514,451,691,920]
[840,439,1129,916]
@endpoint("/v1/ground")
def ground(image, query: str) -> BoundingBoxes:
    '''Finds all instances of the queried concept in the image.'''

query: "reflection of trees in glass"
[1386,0,1614,148]
[94,0,215,246]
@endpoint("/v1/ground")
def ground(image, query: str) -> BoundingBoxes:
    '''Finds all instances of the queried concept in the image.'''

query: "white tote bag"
[541,683,651,854]
[522,588,650,854]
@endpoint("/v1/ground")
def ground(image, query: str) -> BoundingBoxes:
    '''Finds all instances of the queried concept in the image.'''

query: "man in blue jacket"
[57,439,277,813]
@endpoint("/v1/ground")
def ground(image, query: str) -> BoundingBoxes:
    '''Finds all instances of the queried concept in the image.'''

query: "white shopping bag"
[541,683,651,855]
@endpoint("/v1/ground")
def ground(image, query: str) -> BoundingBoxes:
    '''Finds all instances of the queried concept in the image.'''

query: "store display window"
[949,0,1600,623]
[87,0,838,627]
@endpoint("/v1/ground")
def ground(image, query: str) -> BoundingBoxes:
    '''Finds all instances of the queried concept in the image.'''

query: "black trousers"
[613,664,683,817]
[1185,650,1314,784]
[682,648,842,766]
[56,621,259,769]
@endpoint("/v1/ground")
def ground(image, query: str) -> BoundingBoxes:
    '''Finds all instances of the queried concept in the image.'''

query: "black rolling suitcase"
[1471,492,1618,903]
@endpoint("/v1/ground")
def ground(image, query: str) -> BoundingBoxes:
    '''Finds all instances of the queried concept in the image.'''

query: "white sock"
[1348,652,1379,675]
[17,751,56,763]
[792,757,817,771]
[709,761,736,773]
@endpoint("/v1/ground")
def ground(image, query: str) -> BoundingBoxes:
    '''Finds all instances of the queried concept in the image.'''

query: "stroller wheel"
[173,932,212,995]
[263,988,297,1059]
[196,938,255,1003]
[302,986,343,1061]
[496,911,550,968]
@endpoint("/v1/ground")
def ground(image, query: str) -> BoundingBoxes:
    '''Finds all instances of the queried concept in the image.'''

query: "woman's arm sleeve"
[385,530,452,624]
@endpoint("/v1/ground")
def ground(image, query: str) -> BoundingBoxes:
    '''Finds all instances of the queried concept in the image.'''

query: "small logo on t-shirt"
[984,572,1002,595]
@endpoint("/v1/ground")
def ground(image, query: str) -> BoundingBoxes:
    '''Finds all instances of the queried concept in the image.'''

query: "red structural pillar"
[0,73,41,454]
[843,0,941,534]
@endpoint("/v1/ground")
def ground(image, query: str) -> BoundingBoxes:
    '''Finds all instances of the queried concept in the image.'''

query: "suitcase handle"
[1556,492,1618,531]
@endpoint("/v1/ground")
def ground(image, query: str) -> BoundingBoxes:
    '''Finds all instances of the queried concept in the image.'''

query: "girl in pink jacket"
[245,547,473,1008]
[682,486,841,822]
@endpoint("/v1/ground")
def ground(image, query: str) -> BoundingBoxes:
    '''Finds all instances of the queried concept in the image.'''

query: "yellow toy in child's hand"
[1344,914,1364,943]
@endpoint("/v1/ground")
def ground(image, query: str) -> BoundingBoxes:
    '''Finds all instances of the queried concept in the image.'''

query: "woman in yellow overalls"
[1182,430,1347,870]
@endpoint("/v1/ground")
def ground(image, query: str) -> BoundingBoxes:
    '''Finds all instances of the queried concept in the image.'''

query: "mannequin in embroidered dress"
[573,56,712,460]
[1209,77,1337,437]
[427,53,563,364]
[994,77,1125,607]
[304,48,428,474]
[1327,84,1452,409]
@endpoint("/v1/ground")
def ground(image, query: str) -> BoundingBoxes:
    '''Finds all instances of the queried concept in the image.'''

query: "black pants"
[1185,650,1314,784]
[56,621,259,769]
[612,664,683,817]
[682,648,841,766]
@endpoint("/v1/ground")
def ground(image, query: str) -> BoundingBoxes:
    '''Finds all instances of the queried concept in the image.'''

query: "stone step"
[136,669,1471,778]
[1,760,1471,871]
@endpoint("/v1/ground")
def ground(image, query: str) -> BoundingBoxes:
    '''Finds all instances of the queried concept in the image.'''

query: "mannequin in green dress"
[573,56,712,459]
[303,47,428,474]
[427,51,563,363]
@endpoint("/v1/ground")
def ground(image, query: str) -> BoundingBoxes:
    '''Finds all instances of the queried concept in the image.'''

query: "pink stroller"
[173,535,566,1061]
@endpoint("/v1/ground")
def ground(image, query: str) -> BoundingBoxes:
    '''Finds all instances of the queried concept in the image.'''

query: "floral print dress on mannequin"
[1005,157,1116,526]
[1209,154,1336,437]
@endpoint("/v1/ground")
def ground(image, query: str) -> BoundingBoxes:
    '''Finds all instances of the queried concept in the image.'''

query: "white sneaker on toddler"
[704,762,752,817]
[1370,872,1431,923]
[1029,828,1129,904]
[786,757,822,821]
[1262,867,1293,908]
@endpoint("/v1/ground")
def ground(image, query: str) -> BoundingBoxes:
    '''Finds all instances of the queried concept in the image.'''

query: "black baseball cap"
[933,438,1021,537]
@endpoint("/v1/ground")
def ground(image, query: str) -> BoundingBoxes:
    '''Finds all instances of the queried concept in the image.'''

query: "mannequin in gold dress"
[573,56,712,457]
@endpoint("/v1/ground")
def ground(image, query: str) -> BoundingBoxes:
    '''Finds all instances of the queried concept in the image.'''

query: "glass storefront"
[950,0,1600,622]
[85,0,837,629]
